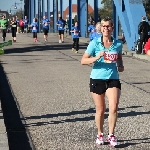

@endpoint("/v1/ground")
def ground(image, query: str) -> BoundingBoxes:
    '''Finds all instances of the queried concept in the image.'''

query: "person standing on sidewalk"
[57,16,66,43]
[10,17,17,42]
[31,18,38,42]
[70,21,80,53]
[144,38,150,56]
[42,16,50,42]
[137,16,150,54]
[0,15,8,42]
[81,17,124,148]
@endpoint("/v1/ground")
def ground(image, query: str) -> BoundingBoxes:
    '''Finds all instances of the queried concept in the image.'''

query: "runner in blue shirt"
[23,16,29,33]
[81,17,124,148]
[88,20,96,41]
[57,16,66,43]
[16,16,20,34]
[70,21,80,53]
[90,22,102,41]
[31,18,38,42]
[42,16,50,42]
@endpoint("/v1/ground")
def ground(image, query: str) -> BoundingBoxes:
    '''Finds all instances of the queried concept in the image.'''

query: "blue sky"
[0,0,103,13]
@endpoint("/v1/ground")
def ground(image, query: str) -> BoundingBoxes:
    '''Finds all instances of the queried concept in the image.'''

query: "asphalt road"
[0,33,149,150]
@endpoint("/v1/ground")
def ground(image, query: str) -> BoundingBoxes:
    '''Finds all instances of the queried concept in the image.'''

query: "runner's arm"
[81,40,103,65]
[117,54,123,67]
[70,27,74,32]
[81,53,100,65]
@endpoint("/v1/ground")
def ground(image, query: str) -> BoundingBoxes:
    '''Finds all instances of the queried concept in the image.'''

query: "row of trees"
[89,0,150,20]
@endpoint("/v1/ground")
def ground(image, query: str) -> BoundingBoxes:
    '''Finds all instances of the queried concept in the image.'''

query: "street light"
[9,8,17,15]
[14,0,23,17]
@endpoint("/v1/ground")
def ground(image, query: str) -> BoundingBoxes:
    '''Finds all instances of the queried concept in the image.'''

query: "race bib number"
[104,51,118,63]
[59,24,63,28]
[74,30,79,35]
[12,25,16,27]
[33,27,36,30]
[92,29,96,32]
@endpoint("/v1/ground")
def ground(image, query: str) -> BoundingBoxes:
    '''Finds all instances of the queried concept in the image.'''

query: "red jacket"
[19,20,24,27]
[144,38,150,54]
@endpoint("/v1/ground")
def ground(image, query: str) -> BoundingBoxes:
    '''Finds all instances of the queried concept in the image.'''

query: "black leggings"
[33,32,37,38]
[2,29,6,41]
[138,34,148,54]
[20,26,24,33]
[72,38,79,51]
[12,28,16,37]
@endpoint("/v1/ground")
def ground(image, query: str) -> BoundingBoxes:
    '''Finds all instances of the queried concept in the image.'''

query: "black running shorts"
[43,28,48,35]
[59,30,64,35]
[90,78,121,95]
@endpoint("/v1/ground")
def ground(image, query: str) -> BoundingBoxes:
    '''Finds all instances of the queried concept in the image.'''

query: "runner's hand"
[96,51,105,59]
[118,66,124,72]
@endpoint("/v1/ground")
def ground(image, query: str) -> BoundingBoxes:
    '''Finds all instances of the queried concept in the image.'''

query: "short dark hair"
[102,16,112,22]
[74,21,78,24]
[101,16,114,26]
[142,16,146,20]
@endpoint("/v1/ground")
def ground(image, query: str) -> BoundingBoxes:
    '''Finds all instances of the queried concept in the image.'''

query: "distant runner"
[0,15,8,42]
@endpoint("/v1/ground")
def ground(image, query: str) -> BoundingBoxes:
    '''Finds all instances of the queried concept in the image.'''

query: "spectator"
[144,38,150,56]
[137,16,150,54]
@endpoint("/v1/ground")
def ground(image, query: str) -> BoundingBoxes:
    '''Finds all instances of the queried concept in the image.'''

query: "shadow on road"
[3,43,88,55]
[24,105,150,126]
[0,63,35,150]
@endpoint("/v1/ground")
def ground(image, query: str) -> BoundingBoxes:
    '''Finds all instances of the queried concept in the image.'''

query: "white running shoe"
[106,134,118,147]
[96,133,104,145]
[59,40,62,43]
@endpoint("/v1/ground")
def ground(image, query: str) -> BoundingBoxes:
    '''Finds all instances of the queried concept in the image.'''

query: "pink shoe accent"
[96,133,104,145]
[106,134,118,147]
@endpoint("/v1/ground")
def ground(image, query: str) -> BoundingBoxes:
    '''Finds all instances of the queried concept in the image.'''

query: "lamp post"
[9,8,17,16]
[14,0,24,18]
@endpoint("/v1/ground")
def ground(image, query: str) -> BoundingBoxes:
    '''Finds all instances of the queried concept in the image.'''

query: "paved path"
[0,33,150,150]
